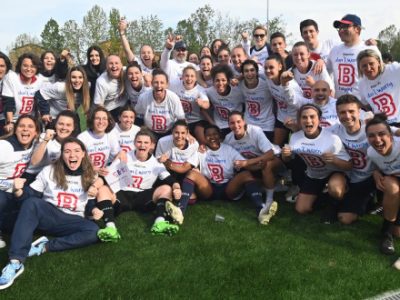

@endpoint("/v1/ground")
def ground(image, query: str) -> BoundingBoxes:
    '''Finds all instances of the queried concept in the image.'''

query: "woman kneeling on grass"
[281,104,352,224]
[178,124,276,224]
[0,137,110,290]
[366,114,400,255]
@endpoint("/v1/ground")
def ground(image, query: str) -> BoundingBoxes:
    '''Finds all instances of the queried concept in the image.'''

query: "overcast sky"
[0,0,398,52]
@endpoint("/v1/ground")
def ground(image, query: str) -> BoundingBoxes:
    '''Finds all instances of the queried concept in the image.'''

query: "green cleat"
[97,227,121,242]
[165,201,184,225]
[258,201,278,225]
[151,220,179,236]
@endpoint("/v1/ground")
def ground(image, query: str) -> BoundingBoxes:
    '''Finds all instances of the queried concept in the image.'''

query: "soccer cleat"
[97,227,121,242]
[165,201,184,225]
[0,261,24,290]
[28,236,49,257]
[258,201,278,225]
[151,220,179,236]
[285,185,300,203]
[380,233,395,255]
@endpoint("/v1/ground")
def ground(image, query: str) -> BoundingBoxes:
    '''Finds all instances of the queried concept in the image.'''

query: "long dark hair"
[53,137,96,191]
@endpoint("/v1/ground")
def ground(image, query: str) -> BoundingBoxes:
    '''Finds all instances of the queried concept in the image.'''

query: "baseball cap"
[333,14,362,28]
[174,41,187,50]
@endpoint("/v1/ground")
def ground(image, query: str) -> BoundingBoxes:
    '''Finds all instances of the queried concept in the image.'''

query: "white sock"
[106,222,116,228]
[10,259,20,265]
[155,217,165,223]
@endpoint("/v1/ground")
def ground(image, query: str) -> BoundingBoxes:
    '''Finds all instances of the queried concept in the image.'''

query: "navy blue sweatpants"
[9,196,99,263]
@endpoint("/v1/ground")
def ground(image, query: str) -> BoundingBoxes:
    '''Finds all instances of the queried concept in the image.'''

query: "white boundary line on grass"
[367,289,400,300]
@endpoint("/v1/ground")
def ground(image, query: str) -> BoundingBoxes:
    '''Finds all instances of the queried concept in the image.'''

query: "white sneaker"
[258,201,278,225]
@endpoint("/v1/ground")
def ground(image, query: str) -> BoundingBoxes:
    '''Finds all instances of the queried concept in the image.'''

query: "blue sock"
[180,178,195,213]
[245,181,264,214]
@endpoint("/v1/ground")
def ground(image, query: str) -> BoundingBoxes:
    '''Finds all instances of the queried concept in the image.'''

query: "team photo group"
[0,11,399,290]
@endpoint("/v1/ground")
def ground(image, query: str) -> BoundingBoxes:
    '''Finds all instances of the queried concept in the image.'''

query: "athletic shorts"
[338,176,375,215]
[114,189,156,215]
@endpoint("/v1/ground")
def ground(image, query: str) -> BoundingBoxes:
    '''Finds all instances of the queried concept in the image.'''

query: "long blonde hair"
[65,66,90,114]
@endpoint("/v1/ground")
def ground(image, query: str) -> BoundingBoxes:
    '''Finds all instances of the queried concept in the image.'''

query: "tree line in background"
[6,4,400,63]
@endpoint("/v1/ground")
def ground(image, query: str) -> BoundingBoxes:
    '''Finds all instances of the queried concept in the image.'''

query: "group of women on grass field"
[0,12,400,289]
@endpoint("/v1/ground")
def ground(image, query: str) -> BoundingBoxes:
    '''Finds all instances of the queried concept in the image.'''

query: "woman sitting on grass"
[0,137,110,290]
[281,103,352,224]
[178,124,275,225]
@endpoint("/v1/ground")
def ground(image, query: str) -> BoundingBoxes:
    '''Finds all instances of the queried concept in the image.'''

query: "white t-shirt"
[329,122,372,183]
[224,124,273,158]
[194,143,244,184]
[26,133,61,175]
[292,60,334,99]
[206,86,244,129]
[78,130,120,168]
[155,135,199,167]
[239,78,275,132]
[30,165,92,217]
[94,72,127,111]
[160,48,194,85]
[135,89,185,134]
[109,123,140,153]
[0,137,34,192]
[327,42,380,98]
[169,81,209,124]
[125,79,151,108]
[368,137,400,177]
[2,71,44,121]
[359,63,400,124]
[316,97,340,128]
[289,127,351,179]
[310,39,337,63]
[265,78,309,122]
[122,151,171,192]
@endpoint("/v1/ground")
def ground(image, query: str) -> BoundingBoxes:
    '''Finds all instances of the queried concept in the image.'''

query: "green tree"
[82,5,108,49]
[41,18,64,53]
[126,15,164,52]
[378,24,400,60]
[61,20,84,64]
[107,8,122,55]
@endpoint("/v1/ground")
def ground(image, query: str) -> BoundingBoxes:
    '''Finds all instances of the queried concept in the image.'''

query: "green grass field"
[1,197,400,299]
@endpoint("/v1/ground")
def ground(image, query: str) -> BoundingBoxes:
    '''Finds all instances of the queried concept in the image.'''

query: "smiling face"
[93,111,109,134]
[43,52,56,72]
[174,48,188,63]
[213,72,229,95]
[337,24,360,44]
[89,49,101,66]
[200,47,211,57]
[20,58,37,80]
[140,45,154,67]
[231,48,247,71]
[253,29,267,48]
[228,114,246,138]
[217,49,230,65]
[292,45,310,71]
[106,55,123,79]
[300,108,320,138]
[62,142,85,171]
[242,63,258,82]
[15,117,38,148]
[172,125,188,149]
[70,70,84,90]
[127,65,143,89]
[264,59,282,82]
[188,53,199,65]
[183,68,196,89]
[118,110,135,131]
[301,25,319,48]
[359,56,381,80]
[205,127,221,150]
[134,134,154,160]
[367,123,393,156]
[152,74,168,100]
[200,57,212,77]
[55,116,74,140]
[311,80,330,105]
[336,102,360,133]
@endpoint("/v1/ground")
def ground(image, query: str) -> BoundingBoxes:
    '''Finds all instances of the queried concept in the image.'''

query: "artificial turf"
[1,197,399,299]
